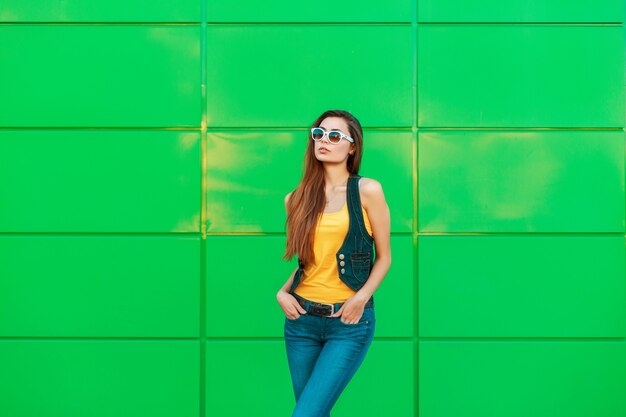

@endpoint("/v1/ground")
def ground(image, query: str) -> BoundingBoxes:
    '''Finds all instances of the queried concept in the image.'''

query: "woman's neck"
[323,165,350,188]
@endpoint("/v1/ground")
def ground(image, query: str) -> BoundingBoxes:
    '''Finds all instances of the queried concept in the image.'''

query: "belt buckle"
[311,302,334,317]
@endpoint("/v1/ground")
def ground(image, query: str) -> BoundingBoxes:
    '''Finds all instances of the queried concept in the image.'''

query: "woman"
[276,109,392,417]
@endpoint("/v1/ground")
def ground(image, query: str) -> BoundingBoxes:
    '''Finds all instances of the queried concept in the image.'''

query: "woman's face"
[313,116,355,164]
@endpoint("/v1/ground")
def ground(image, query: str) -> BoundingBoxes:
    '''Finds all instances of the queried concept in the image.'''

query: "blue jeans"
[283,294,376,417]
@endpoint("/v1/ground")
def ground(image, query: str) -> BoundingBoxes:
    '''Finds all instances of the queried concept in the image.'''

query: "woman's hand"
[330,293,368,324]
[277,290,307,320]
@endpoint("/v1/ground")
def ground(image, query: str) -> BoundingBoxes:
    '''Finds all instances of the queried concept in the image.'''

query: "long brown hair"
[282,109,364,266]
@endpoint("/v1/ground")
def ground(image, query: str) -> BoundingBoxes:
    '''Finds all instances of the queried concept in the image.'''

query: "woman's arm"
[276,191,307,318]
[277,191,297,295]
[354,177,391,302]
[277,265,299,295]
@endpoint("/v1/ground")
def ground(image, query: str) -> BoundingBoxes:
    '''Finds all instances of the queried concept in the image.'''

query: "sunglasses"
[310,127,354,144]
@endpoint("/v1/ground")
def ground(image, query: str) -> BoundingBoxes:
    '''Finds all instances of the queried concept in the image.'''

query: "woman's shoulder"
[357,177,384,210]
[284,191,293,208]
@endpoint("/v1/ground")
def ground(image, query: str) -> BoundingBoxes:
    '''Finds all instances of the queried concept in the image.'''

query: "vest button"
[341,268,345,274]
[340,261,345,266]
[339,254,345,259]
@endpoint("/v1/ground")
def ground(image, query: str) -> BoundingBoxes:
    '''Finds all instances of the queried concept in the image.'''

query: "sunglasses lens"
[328,131,341,143]
[311,128,324,140]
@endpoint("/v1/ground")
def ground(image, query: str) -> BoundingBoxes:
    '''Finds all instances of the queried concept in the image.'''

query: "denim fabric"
[283,295,376,417]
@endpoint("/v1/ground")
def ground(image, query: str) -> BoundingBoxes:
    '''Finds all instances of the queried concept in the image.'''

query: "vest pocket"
[350,252,371,283]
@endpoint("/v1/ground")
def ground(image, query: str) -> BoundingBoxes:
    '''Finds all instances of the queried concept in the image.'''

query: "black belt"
[292,293,374,317]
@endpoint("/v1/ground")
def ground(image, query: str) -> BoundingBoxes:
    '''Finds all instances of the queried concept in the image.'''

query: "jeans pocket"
[338,309,370,326]
[356,308,375,326]
[285,314,304,322]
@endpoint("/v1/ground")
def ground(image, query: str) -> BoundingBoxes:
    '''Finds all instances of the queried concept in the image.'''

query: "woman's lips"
[319,147,330,153]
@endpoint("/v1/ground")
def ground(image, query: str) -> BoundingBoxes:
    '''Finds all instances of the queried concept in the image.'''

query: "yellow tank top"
[294,201,373,304]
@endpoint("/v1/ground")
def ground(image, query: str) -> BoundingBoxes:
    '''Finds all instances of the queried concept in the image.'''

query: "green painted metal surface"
[0,1,200,22]
[418,25,624,127]
[419,0,624,22]
[206,24,414,127]
[0,130,201,231]
[420,342,626,417]
[0,26,201,127]
[208,0,414,22]
[0,1,624,416]
[418,130,625,232]
[0,340,200,416]
[419,235,626,337]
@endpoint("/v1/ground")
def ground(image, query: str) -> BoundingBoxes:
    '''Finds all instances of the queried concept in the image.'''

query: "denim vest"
[289,174,375,301]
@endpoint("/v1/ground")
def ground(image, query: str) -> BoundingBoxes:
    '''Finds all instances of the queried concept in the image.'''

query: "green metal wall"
[0,1,625,416]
